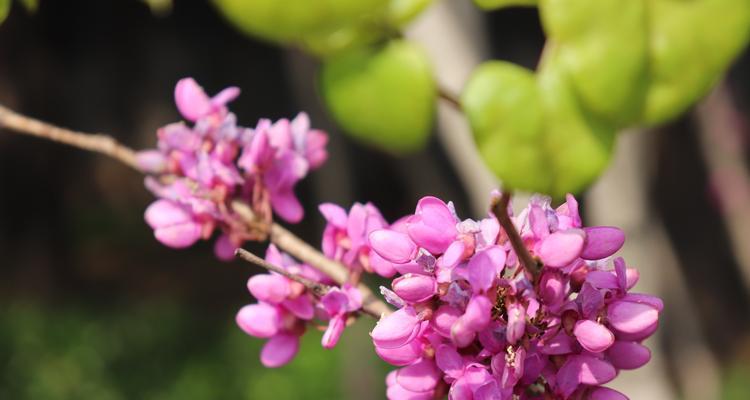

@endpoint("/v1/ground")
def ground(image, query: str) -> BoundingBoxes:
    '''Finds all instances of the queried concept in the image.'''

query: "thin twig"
[438,86,461,109]
[491,190,541,279]
[0,103,392,318]
[235,248,331,297]
[0,104,140,171]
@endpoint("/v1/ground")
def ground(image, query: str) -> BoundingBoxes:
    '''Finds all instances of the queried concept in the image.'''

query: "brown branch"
[491,190,541,279]
[0,104,141,171]
[235,248,331,297]
[0,103,392,318]
[438,86,461,110]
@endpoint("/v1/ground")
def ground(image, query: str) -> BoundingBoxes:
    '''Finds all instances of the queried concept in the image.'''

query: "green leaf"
[212,0,385,44]
[463,58,615,198]
[473,0,537,10]
[320,40,436,154]
[389,0,433,26]
[540,0,648,127]
[462,62,551,193]
[643,0,750,124]
[0,0,10,25]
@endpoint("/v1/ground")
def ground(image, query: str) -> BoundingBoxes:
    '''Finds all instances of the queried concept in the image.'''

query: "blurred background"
[0,1,749,399]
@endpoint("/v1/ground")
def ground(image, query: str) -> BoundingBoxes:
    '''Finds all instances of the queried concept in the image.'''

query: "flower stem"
[0,104,140,171]
[235,248,331,297]
[0,103,392,318]
[491,190,542,279]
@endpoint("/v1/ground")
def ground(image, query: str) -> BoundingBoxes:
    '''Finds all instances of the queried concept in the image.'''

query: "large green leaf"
[473,0,536,10]
[643,0,750,124]
[389,0,433,26]
[540,0,648,127]
[463,58,615,198]
[212,0,385,44]
[320,40,436,153]
[0,0,10,25]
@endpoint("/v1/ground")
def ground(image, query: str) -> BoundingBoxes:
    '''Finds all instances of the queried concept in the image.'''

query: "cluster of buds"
[137,78,328,259]
[367,193,661,399]
[236,244,363,366]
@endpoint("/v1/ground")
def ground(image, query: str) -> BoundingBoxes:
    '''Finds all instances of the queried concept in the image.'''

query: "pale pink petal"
[463,295,493,332]
[319,203,348,229]
[236,303,280,338]
[375,339,423,366]
[369,229,417,264]
[322,314,346,349]
[154,222,202,248]
[392,274,436,303]
[135,150,167,173]
[260,333,299,368]
[574,320,615,353]
[396,358,441,393]
[468,245,505,294]
[607,300,659,334]
[506,302,526,345]
[174,78,211,122]
[371,307,421,349]
[407,196,458,254]
[537,229,585,267]
[435,344,463,379]
[247,274,290,304]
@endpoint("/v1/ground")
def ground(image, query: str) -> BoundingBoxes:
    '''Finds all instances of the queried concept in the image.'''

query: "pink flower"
[320,284,362,349]
[138,78,329,259]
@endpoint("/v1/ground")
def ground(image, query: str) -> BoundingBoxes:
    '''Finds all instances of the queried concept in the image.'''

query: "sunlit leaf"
[389,0,433,26]
[0,0,10,25]
[320,40,436,153]
[473,0,536,10]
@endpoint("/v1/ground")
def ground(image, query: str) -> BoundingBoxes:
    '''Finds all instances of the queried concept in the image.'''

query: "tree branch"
[0,103,392,318]
[235,248,331,297]
[0,104,141,171]
[491,190,541,279]
[438,86,461,110]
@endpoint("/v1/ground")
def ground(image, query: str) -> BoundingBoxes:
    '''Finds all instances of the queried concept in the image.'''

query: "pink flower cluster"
[368,194,661,399]
[236,245,362,366]
[138,78,328,259]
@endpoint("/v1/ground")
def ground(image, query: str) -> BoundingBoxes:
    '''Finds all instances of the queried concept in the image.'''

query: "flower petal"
[260,333,299,368]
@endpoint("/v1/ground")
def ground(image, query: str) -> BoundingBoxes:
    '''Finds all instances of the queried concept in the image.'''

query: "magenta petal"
[607,300,659,334]
[578,355,616,385]
[441,240,466,269]
[369,251,398,278]
[451,318,476,348]
[607,341,651,370]
[236,303,280,338]
[586,271,619,290]
[396,358,441,393]
[322,314,346,349]
[474,379,503,400]
[154,222,202,249]
[145,199,191,229]
[538,229,586,267]
[574,320,615,353]
[540,329,574,355]
[386,382,433,400]
[260,333,299,368]
[371,307,421,349]
[369,229,417,264]
[213,234,237,261]
[210,86,240,108]
[247,274,290,304]
[270,187,304,223]
[174,77,211,122]
[463,295,493,332]
[392,274,437,303]
[407,196,458,254]
[468,246,505,294]
[319,203,348,229]
[282,295,314,320]
[581,226,625,260]
[431,305,462,338]
[321,288,349,316]
[375,339,423,366]
[506,302,526,345]
[590,387,629,400]
[435,344,463,379]
[620,293,664,312]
